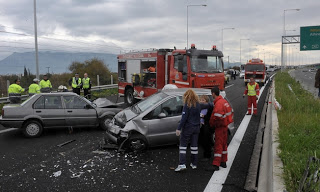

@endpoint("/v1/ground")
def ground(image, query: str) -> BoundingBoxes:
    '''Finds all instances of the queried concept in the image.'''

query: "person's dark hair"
[211,86,220,96]
[14,79,20,83]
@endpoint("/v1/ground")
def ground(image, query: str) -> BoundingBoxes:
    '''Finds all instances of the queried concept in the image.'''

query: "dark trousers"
[9,96,21,104]
[199,124,214,158]
[318,88,320,97]
[84,89,91,99]
[179,126,200,166]
[73,88,80,95]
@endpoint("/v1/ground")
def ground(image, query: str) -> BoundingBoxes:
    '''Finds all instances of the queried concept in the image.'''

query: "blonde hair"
[183,89,199,108]
[199,95,209,103]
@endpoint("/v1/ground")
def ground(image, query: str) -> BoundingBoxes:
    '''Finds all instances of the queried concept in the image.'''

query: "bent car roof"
[161,88,211,96]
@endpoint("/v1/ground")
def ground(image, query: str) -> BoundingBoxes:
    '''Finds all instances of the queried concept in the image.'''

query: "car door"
[143,96,183,146]
[33,95,66,127]
[63,95,98,127]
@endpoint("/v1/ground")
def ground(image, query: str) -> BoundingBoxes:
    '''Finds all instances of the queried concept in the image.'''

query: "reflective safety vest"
[247,82,258,96]
[72,77,82,88]
[8,84,24,96]
[39,79,52,89]
[82,77,90,89]
[29,83,41,94]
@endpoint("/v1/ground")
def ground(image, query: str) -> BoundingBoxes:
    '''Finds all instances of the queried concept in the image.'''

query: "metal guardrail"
[0,84,118,104]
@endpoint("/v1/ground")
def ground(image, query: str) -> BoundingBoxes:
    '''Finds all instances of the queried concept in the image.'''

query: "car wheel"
[125,88,135,105]
[100,115,113,131]
[23,120,43,138]
[126,134,148,152]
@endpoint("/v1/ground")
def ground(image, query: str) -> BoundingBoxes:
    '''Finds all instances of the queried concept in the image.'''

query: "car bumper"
[105,124,128,145]
[0,117,23,128]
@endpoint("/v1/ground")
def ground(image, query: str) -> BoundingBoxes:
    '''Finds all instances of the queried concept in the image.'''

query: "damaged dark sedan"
[0,92,122,137]
[105,88,235,151]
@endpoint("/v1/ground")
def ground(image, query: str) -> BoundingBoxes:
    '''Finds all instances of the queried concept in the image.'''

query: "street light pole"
[33,0,39,79]
[240,39,250,65]
[221,27,235,53]
[187,4,207,48]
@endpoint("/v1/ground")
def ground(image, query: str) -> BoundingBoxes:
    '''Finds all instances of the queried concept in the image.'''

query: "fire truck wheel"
[125,88,135,105]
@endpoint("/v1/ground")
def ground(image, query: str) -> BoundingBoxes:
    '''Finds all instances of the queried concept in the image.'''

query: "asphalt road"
[0,77,272,192]
[289,68,319,98]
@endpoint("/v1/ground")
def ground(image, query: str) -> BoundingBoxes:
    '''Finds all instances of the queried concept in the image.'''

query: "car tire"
[126,134,148,152]
[100,115,113,131]
[124,88,136,105]
[23,120,43,138]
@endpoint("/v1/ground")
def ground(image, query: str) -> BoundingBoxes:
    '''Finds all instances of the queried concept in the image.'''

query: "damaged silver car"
[0,93,122,138]
[105,88,235,151]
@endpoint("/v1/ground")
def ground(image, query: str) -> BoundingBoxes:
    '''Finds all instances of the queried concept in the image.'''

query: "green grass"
[275,72,320,192]
[90,88,118,98]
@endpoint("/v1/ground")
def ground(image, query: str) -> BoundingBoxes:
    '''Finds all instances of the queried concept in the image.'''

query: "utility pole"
[46,67,50,74]
[33,0,39,79]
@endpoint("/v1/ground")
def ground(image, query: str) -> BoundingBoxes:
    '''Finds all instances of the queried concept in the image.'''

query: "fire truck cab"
[244,58,266,86]
[117,45,225,105]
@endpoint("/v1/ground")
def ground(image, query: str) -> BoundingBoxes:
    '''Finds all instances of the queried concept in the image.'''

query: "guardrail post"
[7,80,10,97]
[111,75,113,85]
[97,75,100,86]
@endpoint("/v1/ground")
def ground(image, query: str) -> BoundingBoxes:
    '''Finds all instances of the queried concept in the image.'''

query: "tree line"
[0,58,118,97]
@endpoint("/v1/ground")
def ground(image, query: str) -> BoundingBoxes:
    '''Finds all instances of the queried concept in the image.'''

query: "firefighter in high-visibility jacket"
[39,74,52,93]
[243,77,260,115]
[82,73,91,99]
[28,78,41,96]
[205,87,233,172]
[8,79,27,104]
[69,73,82,95]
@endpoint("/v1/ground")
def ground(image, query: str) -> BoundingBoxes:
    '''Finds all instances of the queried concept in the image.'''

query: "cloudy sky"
[0,0,319,65]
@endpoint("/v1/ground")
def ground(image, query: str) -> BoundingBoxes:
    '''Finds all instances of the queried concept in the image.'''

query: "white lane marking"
[225,84,234,89]
[0,128,18,134]
[117,102,124,105]
[204,74,275,192]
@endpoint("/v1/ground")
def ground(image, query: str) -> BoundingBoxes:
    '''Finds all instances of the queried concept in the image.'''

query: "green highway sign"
[300,26,320,51]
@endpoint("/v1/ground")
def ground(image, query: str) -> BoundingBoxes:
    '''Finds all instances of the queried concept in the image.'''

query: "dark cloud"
[0,0,320,63]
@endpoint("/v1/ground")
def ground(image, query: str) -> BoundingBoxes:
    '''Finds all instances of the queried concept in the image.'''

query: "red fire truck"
[117,45,225,105]
[244,58,266,86]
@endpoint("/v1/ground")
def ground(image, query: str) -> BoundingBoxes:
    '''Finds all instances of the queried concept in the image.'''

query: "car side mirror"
[158,113,167,119]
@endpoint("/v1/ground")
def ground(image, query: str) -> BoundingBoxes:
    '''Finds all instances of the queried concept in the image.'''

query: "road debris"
[53,171,62,177]
[57,139,76,147]
[92,150,111,155]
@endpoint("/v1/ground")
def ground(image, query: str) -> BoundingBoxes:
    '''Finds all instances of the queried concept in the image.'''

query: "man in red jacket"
[243,77,260,115]
[206,87,231,172]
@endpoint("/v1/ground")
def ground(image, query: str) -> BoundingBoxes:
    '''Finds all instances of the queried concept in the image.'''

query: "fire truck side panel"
[156,54,165,89]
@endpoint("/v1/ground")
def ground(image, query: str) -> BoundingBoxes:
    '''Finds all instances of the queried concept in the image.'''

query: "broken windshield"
[190,56,223,73]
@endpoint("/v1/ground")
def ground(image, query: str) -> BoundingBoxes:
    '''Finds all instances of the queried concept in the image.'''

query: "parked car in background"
[240,70,245,78]
[0,93,122,137]
[104,88,235,151]
[309,68,316,72]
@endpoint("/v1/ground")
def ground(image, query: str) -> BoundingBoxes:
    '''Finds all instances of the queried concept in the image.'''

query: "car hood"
[112,108,138,128]
[93,98,119,108]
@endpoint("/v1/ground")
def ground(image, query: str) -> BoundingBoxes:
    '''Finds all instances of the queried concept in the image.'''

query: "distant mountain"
[0,51,118,75]
[224,62,242,69]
